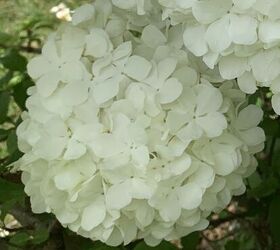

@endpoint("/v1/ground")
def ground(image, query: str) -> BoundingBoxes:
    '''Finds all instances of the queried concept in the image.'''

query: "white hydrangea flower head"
[143,0,280,115]
[17,1,265,247]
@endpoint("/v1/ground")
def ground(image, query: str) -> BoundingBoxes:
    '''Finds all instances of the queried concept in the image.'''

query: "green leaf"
[9,232,30,246]
[2,149,23,168]
[225,240,240,250]
[0,71,13,87]
[181,232,200,250]
[7,130,18,155]
[261,118,280,137]
[13,78,33,110]
[271,139,280,175]
[134,241,177,250]
[0,199,19,220]
[0,32,14,46]
[0,128,10,141]
[63,230,97,250]
[248,90,261,105]
[269,197,280,244]
[94,243,119,250]
[91,241,122,250]
[32,228,49,245]
[0,91,10,123]
[247,172,262,189]
[0,50,27,72]
[8,247,19,250]
[0,177,24,203]
[248,177,279,198]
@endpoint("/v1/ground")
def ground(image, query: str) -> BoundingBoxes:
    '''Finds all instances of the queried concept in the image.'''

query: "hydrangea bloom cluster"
[17,0,265,246]
[113,0,280,115]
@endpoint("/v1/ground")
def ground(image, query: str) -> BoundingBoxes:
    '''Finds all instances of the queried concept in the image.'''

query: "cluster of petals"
[112,0,280,115]
[16,0,265,247]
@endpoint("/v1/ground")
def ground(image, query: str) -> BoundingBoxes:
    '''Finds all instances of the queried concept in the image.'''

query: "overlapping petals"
[17,1,266,247]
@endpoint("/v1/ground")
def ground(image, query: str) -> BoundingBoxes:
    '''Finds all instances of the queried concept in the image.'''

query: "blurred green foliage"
[0,0,280,250]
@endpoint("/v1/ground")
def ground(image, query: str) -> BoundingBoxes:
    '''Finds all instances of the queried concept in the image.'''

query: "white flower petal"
[213,151,237,176]
[239,127,266,147]
[189,164,214,188]
[192,0,232,24]
[237,71,257,94]
[131,178,154,199]
[85,28,113,58]
[158,78,183,104]
[168,154,192,175]
[93,77,120,105]
[196,112,227,138]
[157,58,177,81]
[136,203,154,227]
[106,227,123,247]
[34,136,67,160]
[183,25,208,56]
[219,55,249,80]
[112,0,136,9]
[44,117,68,137]
[72,4,95,25]
[61,27,86,56]
[205,16,231,53]
[42,40,60,63]
[141,25,167,48]
[106,181,132,209]
[90,134,124,158]
[36,71,60,97]
[124,55,152,81]
[177,122,203,142]
[57,211,79,224]
[60,82,88,106]
[159,193,181,222]
[233,0,256,10]
[54,168,82,191]
[203,52,219,69]
[173,66,198,86]
[81,198,106,231]
[27,56,53,79]
[131,146,150,167]
[175,0,196,8]
[177,183,203,210]
[113,41,132,61]
[119,218,137,245]
[64,139,87,160]
[272,93,280,115]
[166,111,191,133]
[228,14,258,45]
[250,49,280,82]
[61,61,86,82]
[259,21,280,44]
[125,84,145,111]
[236,105,263,130]
[195,84,223,115]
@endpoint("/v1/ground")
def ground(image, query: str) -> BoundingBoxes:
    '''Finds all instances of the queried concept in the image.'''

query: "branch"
[9,207,39,228]
[268,136,277,166]
[0,44,41,54]
[210,212,249,228]
[19,45,41,54]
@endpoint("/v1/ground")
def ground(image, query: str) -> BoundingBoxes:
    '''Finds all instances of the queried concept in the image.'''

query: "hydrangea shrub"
[16,0,267,246]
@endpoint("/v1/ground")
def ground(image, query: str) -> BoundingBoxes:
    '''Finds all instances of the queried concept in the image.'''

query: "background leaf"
[9,232,30,246]
[0,91,10,124]
[0,178,24,203]
[181,232,200,250]
[0,50,27,72]
[134,241,177,250]
[269,197,280,244]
